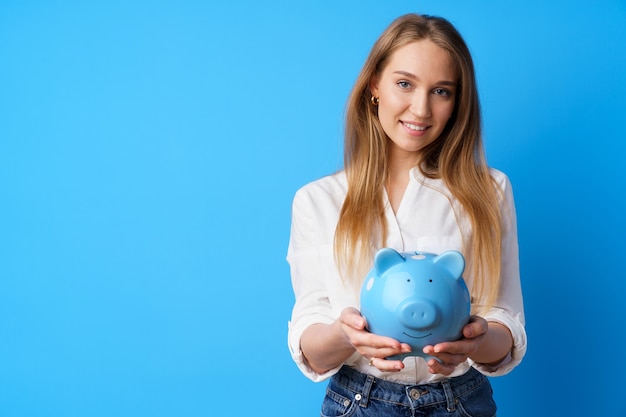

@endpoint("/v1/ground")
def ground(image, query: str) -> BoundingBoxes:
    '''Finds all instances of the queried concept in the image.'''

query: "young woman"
[287,13,526,416]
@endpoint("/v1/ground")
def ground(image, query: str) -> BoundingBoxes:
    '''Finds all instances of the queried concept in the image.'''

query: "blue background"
[1,1,625,416]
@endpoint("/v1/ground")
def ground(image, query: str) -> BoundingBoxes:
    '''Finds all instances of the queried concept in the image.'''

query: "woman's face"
[370,39,458,159]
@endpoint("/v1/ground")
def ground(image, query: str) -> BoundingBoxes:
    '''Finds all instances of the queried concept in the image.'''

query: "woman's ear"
[369,77,379,98]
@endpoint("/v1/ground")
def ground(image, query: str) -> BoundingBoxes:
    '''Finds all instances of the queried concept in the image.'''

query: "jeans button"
[409,388,420,400]
[354,393,362,401]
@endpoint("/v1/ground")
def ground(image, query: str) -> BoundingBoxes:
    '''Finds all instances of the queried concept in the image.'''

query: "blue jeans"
[321,365,496,417]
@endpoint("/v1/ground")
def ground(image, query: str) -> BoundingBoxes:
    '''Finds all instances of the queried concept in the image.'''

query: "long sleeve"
[286,169,527,383]
[471,172,527,375]
[286,176,351,381]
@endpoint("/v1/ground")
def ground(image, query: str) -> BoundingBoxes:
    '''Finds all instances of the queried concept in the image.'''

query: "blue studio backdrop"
[1,1,625,416]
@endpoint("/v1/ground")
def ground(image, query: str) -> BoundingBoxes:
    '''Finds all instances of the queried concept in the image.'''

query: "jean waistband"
[332,365,486,411]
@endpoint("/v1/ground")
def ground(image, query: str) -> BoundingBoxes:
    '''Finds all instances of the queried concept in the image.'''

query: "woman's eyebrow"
[393,70,456,86]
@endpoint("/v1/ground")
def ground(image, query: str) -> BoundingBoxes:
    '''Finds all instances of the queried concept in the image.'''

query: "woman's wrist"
[301,321,356,373]
[470,321,513,366]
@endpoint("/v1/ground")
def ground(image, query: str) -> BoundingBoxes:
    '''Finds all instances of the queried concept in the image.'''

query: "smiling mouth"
[403,122,428,131]
[402,332,432,339]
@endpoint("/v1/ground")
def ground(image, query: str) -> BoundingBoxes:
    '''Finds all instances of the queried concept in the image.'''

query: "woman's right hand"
[338,307,411,372]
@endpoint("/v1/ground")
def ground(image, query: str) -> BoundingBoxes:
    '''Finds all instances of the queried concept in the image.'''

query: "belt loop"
[441,378,456,412]
[357,374,375,407]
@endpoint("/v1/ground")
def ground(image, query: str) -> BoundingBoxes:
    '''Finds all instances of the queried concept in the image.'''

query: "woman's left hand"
[422,315,488,375]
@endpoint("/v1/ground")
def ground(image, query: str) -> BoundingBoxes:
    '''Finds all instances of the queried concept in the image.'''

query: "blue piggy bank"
[360,248,471,361]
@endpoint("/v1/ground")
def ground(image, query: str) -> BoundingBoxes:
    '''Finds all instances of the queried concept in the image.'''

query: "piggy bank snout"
[398,299,440,330]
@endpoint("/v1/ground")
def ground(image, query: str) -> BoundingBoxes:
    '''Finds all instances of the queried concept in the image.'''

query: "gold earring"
[370,96,379,105]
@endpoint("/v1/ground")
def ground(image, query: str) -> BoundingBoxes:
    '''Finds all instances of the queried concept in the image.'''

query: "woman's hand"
[339,307,412,372]
[422,315,489,375]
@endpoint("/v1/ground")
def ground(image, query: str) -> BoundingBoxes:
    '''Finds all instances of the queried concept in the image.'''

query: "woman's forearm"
[470,321,513,366]
[300,321,356,374]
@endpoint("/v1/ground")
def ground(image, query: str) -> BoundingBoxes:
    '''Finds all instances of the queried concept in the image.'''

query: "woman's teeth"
[404,122,427,131]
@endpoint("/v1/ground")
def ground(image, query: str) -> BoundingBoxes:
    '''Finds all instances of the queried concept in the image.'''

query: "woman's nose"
[410,91,431,118]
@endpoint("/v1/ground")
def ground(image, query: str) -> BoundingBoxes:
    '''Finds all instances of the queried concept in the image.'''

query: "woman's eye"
[397,81,411,89]
[433,88,450,96]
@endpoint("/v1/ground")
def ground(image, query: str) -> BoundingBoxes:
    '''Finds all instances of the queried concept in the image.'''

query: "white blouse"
[287,167,527,384]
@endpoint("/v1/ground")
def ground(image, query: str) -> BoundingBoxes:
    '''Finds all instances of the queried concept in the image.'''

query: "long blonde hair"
[334,14,503,311]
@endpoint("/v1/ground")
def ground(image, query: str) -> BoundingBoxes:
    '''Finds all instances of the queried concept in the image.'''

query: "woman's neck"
[386,151,419,214]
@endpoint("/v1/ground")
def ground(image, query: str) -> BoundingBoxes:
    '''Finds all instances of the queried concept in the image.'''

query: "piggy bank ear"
[433,250,465,279]
[374,248,405,275]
